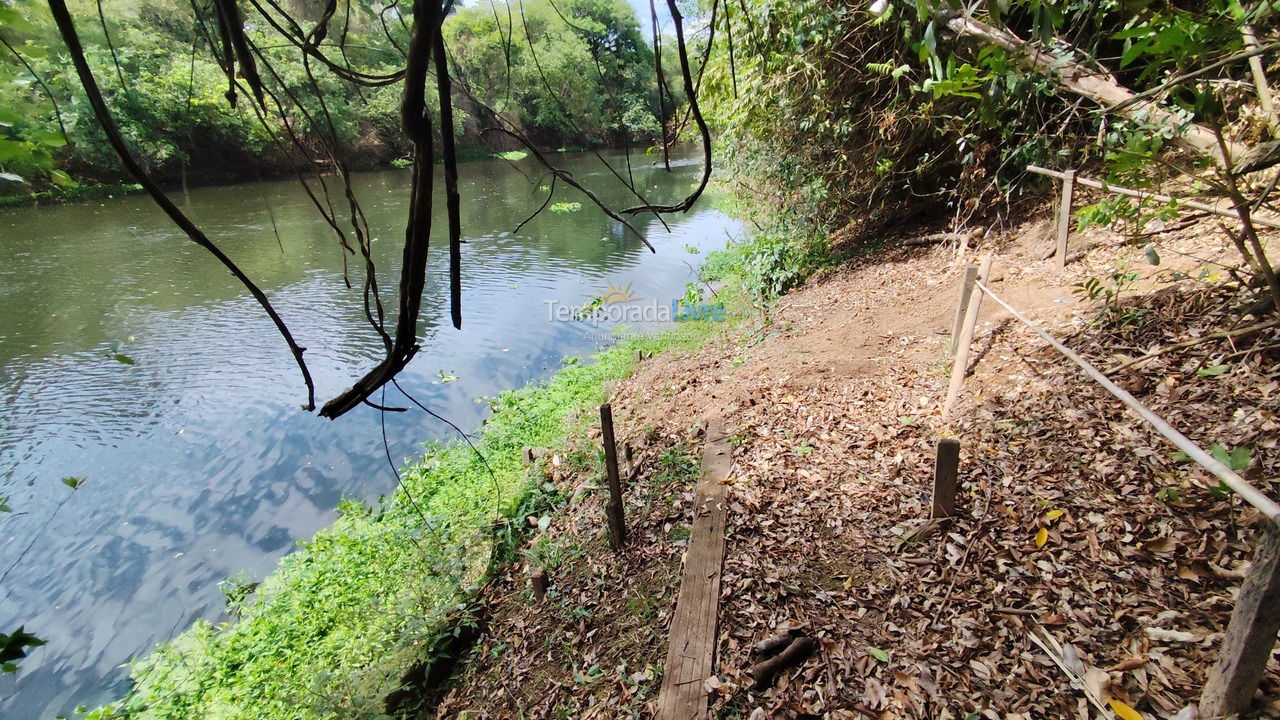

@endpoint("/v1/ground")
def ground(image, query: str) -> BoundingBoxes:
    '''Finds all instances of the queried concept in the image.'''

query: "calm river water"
[0,151,738,718]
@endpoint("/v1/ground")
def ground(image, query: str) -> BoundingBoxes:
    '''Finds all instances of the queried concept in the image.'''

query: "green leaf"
[61,477,86,490]
[1120,39,1150,68]
[0,496,10,513]
[35,130,68,149]
[49,169,78,189]
[0,7,37,34]
[1112,26,1153,41]
[1197,364,1230,377]
[0,627,45,672]
[1210,443,1251,472]
[868,647,890,662]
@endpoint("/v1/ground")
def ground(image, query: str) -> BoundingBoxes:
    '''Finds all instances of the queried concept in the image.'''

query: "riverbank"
[0,150,731,719]
[84,296,753,720]
[0,147,558,208]
[430,209,1280,718]
[70,185,1280,718]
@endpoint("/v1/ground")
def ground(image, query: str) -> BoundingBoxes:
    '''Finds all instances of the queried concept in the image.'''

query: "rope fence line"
[1027,164,1280,230]
[973,279,1280,526]
[936,255,1280,718]
[1026,163,1280,271]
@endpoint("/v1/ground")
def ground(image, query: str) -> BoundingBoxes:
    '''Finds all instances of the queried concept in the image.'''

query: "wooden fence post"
[530,567,549,600]
[1055,169,1075,269]
[943,255,993,417]
[599,403,627,550]
[950,264,979,356]
[931,438,961,518]
[1200,525,1280,718]
[622,441,635,481]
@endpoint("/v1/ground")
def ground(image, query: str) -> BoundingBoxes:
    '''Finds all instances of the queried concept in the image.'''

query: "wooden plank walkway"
[655,417,732,720]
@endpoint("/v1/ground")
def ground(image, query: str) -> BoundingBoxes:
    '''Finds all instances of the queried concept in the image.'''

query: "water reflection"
[0,151,739,718]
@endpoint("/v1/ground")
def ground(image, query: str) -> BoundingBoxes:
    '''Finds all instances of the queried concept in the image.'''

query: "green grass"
[85,323,732,720]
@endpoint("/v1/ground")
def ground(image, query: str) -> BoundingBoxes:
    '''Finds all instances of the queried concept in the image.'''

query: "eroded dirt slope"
[435,211,1280,720]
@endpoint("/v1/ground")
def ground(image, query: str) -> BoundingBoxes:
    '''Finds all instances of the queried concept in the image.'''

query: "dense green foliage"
[446,0,660,146]
[703,0,1277,238]
[0,0,663,198]
[0,1,403,192]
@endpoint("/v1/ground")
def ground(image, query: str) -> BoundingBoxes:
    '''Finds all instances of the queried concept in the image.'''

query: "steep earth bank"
[431,207,1280,719]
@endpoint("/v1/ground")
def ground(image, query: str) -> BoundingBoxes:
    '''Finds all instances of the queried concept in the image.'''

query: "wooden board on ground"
[655,417,732,720]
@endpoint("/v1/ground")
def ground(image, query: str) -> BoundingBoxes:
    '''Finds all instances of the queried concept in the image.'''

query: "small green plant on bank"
[1171,443,1252,499]
[702,214,830,308]
[218,572,260,618]
[1076,194,1182,239]
[1073,265,1144,326]
[654,447,699,488]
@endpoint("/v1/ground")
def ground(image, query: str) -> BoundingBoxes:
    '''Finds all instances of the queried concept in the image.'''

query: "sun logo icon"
[599,280,638,305]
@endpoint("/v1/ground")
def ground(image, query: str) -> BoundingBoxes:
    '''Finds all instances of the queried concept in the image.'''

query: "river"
[0,151,738,719]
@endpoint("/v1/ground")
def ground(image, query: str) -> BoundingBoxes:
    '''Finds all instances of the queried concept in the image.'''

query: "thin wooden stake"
[931,438,961,519]
[1055,169,1075,269]
[943,255,993,417]
[599,403,627,550]
[530,567,549,600]
[950,264,979,356]
[623,441,635,480]
[1200,526,1280,718]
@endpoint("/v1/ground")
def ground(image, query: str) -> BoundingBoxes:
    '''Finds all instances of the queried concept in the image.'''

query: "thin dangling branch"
[435,21,463,330]
[621,0,712,215]
[723,0,737,98]
[649,0,670,170]
[320,0,445,419]
[46,0,316,410]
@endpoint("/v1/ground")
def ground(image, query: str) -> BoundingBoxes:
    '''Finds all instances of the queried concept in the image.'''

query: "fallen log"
[903,232,965,246]
[748,636,816,690]
[753,629,801,657]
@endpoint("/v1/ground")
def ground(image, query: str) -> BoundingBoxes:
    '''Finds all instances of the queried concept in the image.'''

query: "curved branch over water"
[46,0,317,411]
[621,0,711,215]
[319,0,446,419]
